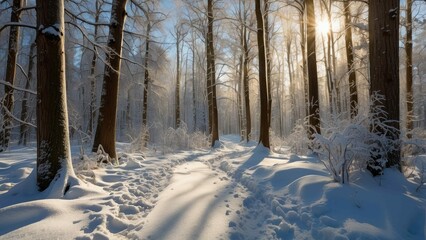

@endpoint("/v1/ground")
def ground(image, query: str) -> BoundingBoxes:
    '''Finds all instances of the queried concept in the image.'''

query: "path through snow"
[138,161,246,239]
[1,136,425,239]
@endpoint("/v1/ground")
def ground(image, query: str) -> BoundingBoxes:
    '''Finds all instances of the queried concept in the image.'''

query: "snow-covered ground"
[0,135,425,239]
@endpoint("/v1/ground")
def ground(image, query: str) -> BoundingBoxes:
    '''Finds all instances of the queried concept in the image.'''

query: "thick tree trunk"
[406,0,413,136]
[255,0,270,148]
[207,0,219,147]
[306,0,321,137]
[92,0,127,160]
[344,0,358,118]
[369,0,400,168]
[1,0,24,151]
[36,0,75,192]
[19,41,36,146]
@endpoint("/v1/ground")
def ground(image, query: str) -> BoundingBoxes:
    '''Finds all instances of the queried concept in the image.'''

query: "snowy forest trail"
[137,160,247,239]
[1,136,425,240]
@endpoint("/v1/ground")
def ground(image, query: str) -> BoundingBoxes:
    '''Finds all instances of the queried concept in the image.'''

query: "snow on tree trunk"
[36,0,77,194]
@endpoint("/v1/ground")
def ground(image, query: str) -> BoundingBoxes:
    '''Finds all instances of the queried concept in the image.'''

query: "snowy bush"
[403,128,426,155]
[313,93,399,183]
[129,125,150,153]
[270,131,287,153]
[160,122,209,153]
[402,128,426,191]
[286,119,311,155]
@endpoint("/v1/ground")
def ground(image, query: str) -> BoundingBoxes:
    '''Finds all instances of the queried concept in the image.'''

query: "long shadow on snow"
[141,163,233,239]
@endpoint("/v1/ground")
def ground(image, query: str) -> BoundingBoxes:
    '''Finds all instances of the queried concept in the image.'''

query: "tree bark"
[1,0,24,151]
[243,24,251,142]
[299,9,309,118]
[306,0,321,136]
[255,0,270,148]
[88,0,100,136]
[191,33,197,131]
[36,0,75,192]
[92,0,127,160]
[369,0,400,168]
[207,0,219,147]
[344,0,358,118]
[142,21,151,145]
[264,0,272,128]
[19,41,36,146]
[175,27,181,128]
[406,0,413,136]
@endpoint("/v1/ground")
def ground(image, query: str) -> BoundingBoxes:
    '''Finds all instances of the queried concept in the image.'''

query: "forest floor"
[0,135,425,239]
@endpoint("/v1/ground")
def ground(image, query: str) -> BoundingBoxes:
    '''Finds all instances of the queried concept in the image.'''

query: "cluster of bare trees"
[0,0,425,192]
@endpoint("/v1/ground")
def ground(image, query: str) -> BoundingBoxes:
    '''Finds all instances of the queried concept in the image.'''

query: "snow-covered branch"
[0,80,36,95]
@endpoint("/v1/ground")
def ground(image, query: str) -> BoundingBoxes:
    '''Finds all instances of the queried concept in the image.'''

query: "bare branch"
[0,22,36,33]
[0,80,36,95]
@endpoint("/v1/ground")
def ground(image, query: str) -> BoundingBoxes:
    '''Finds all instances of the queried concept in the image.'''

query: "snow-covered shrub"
[314,124,372,183]
[286,119,310,155]
[402,128,426,191]
[313,93,399,183]
[95,144,116,165]
[270,131,286,153]
[403,128,426,155]
[404,155,426,192]
[129,125,150,153]
[160,122,209,153]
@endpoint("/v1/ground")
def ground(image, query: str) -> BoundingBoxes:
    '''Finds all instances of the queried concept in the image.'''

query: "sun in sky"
[317,19,330,34]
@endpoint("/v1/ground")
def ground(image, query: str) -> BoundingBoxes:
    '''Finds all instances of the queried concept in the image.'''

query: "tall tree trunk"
[19,41,36,146]
[406,0,413,136]
[88,48,97,135]
[192,35,197,131]
[1,0,24,151]
[207,0,219,147]
[369,0,400,168]
[286,38,295,127]
[255,0,270,148]
[142,22,151,146]
[264,0,272,128]
[126,88,132,131]
[243,24,251,142]
[92,0,127,160]
[306,0,321,137]
[88,0,100,136]
[299,9,309,118]
[175,29,181,128]
[36,0,76,192]
[238,50,244,140]
[344,0,358,118]
[238,0,251,142]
